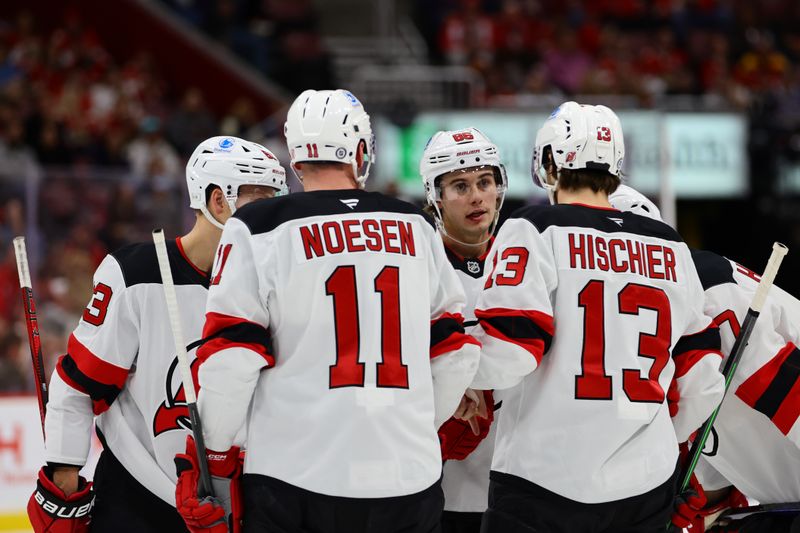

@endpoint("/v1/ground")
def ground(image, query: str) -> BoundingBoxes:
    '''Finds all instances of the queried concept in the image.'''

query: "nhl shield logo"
[467,260,480,274]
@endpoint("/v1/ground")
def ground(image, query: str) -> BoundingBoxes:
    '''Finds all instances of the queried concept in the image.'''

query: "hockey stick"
[716,501,800,522]
[668,242,788,531]
[152,229,214,499]
[13,236,48,439]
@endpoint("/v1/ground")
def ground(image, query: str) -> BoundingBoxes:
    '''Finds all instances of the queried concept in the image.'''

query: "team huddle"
[24,90,800,533]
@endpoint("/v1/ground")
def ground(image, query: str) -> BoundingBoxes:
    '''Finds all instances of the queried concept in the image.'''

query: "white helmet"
[186,136,286,229]
[532,101,625,203]
[420,127,507,243]
[608,184,663,221]
[284,89,375,188]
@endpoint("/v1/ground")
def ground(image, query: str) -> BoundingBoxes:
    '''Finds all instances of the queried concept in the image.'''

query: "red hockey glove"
[701,486,748,517]
[439,390,494,461]
[672,471,707,530]
[27,466,94,533]
[175,436,239,533]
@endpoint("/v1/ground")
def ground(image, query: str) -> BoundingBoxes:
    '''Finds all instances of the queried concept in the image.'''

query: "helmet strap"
[430,188,505,249]
[199,203,226,231]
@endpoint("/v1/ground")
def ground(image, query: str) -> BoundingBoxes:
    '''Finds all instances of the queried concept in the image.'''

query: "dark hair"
[542,146,619,195]
[300,161,348,172]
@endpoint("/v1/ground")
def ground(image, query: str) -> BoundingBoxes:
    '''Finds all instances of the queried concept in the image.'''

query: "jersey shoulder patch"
[235,189,434,235]
[690,249,735,290]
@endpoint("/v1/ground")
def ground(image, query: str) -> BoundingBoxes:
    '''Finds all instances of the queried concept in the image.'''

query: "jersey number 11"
[326,265,409,389]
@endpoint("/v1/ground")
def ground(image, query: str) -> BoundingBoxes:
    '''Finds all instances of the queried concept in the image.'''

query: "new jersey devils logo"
[152,340,203,437]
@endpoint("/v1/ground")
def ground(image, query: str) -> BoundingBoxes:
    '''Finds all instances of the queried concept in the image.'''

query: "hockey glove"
[672,471,707,531]
[27,466,94,533]
[175,435,239,533]
[439,390,494,461]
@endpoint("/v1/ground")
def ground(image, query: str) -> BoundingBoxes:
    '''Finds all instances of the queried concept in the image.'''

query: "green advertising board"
[373,111,747,199]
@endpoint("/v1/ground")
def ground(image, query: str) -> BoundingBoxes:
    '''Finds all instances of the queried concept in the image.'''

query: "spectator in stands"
[0,332,28,393]
[0,115,40,197]
[167,87,217,156]
[126,115,181,191]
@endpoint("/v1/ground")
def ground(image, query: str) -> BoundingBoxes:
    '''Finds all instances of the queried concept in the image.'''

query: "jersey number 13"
[576,280,671,403]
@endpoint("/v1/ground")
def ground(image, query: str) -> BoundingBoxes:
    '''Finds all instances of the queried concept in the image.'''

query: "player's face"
[235,185,277,208]
[438,167,498,243]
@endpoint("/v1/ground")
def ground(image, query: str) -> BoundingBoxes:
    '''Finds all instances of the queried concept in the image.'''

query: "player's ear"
[209,187,227,216]
[355,141,365,169]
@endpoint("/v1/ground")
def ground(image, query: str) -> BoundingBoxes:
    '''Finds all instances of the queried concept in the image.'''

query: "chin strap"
[435,211,499,249]
[200,204,226,230]
[430,188,504,249]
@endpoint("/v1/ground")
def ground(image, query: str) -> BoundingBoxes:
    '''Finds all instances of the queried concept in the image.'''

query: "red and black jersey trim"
[57,334,130,415]
[736,342,800,435]
[443,238,492,279]
[235,189,436,236]
[672,325,722,377]
[198,312,275,366]
[475,308,554,364]
[430,313,480,359]
[111,240,209,288]
[512,204,683,243]
[690,249,735,291]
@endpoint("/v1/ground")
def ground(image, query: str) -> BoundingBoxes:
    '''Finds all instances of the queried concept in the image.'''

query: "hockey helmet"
[420,127,507,240]
[608,184,663,221]
[186,136,287,229]
[284,89,375,188]
[532,102,625,203]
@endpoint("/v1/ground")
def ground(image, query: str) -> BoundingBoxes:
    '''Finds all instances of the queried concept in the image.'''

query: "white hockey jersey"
[472,204,725,504]
[440,243,499,513]
[45,239,207,505]
[691,250,800,504]
[196,189,481,499]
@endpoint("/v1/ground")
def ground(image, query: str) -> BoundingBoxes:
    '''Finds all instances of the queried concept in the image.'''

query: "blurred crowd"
[159,0,335,94]
[3,0,800,393]
[420,0,800,109]
[0,10,250,391]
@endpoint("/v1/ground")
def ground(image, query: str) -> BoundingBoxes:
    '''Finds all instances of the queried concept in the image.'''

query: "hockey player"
[26,136,286,533]
[470,101,726,533]
[420,127,507,533]
[180,89,481,533]
[610,186,800,533]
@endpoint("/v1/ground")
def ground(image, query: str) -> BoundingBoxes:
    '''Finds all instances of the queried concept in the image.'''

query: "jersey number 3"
[83,283,113,326]
[576,280,671,403]
[326,265,408,389]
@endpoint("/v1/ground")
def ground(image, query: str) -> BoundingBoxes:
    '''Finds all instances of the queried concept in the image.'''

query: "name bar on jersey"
[298,218,417,260]
[568,233,678,282]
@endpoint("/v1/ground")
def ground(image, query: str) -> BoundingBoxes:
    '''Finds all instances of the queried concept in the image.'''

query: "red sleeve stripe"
[198,312,275,366]
[56,354,121,416]
[673,349,722,378]
[67,334,129,389]
[736,342,800,435]
[673,324,721,358]
[475,308,554,364]
[430,313,479,359]
[431,332,481,360]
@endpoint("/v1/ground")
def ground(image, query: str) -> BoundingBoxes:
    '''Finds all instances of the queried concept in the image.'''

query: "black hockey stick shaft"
[718,501,800,521]
[14,237,48,438]
[667,242,788,531]
[153,229,214,499]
